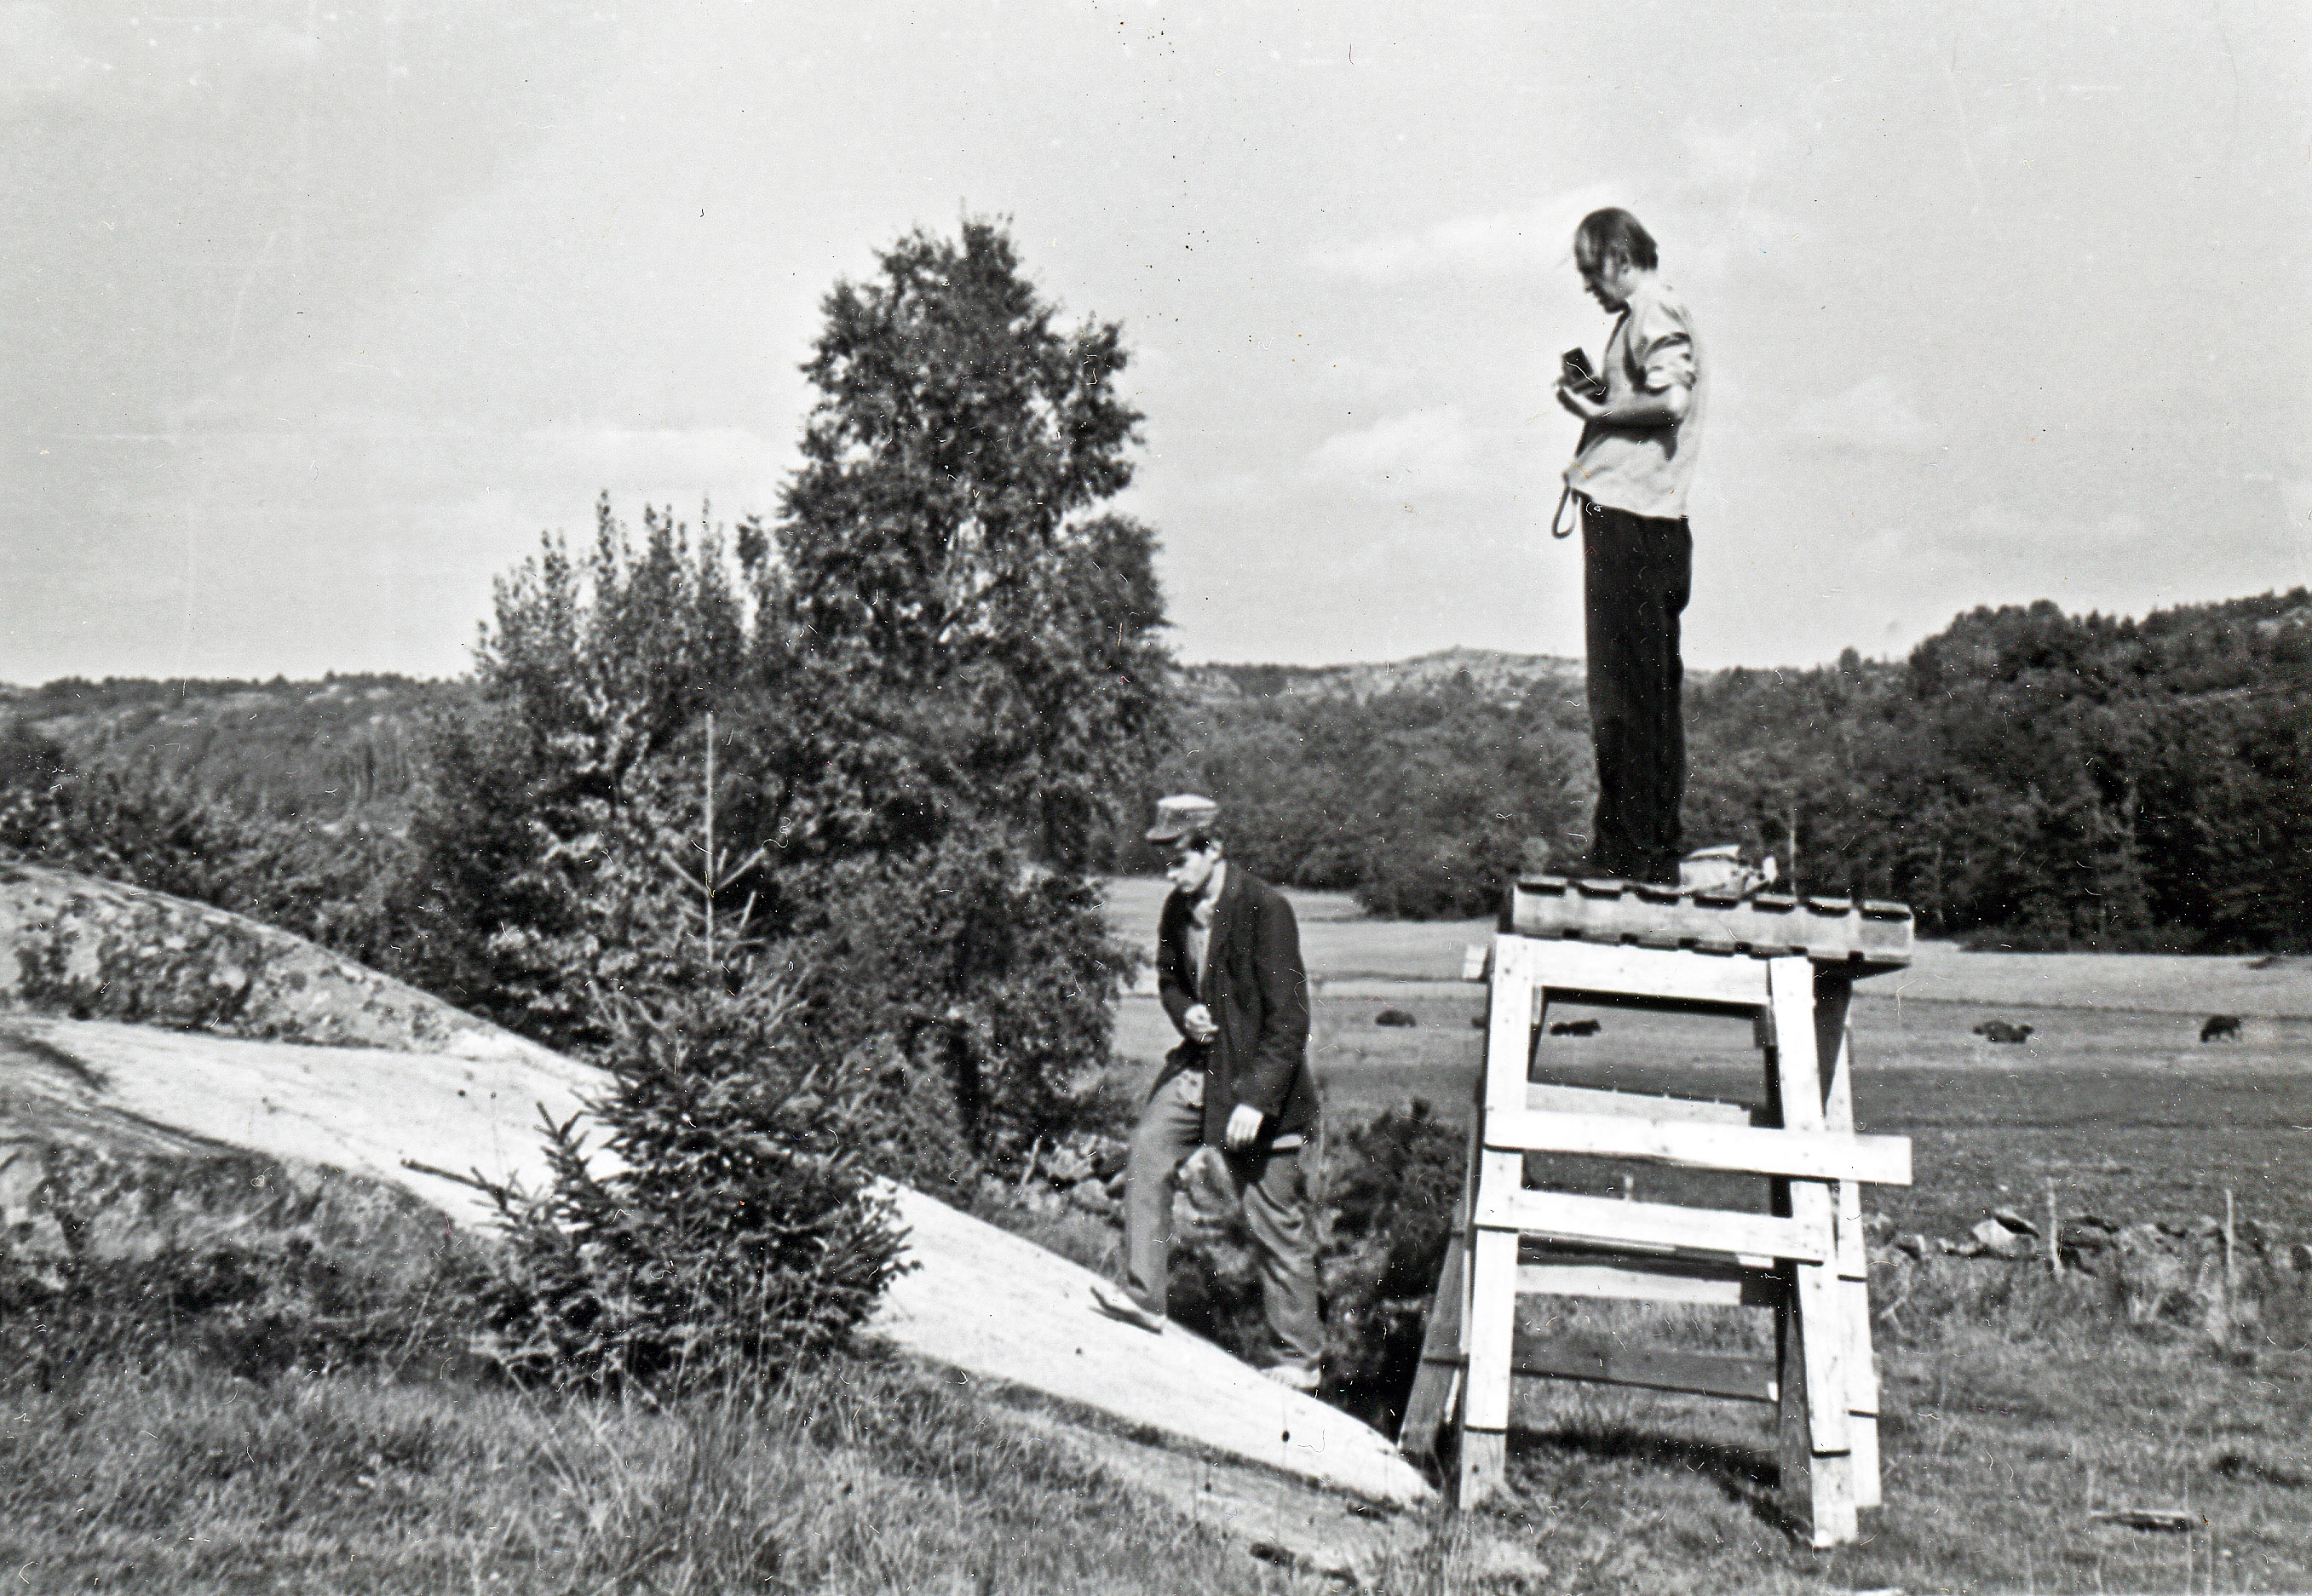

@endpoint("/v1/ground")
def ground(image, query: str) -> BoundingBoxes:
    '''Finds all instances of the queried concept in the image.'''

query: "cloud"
[1951,502,2150,559]
[1310,184,1619,284]
[1784,376,1940,456]
[1302,406,1517,497]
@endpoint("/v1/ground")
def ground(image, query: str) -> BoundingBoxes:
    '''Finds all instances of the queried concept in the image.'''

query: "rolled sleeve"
[1630,299,1697,394]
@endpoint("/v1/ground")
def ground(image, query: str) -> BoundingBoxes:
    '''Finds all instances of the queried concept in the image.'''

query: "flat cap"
[1145,793,1221,845]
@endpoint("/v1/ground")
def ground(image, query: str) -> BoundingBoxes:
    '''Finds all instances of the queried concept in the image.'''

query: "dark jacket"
[1153,865,1316,1148]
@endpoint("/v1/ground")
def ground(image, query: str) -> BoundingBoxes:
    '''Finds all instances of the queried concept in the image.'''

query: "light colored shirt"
[1186,861,1225,991]
[1563,275,1705,520]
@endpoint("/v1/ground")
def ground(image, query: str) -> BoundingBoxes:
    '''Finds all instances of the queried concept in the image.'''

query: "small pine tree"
[468,752,913,1392]
[473,963,912,1392]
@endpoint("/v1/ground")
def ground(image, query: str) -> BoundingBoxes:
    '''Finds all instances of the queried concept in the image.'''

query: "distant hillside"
[1187,647,1580,706]
[0,675,465,823]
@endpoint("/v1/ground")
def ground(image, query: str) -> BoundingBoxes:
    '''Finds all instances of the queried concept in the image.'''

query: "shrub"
[783,832,1133,1187]
[471,965,911,1393]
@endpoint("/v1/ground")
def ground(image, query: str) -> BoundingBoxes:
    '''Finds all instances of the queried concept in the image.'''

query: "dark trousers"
[1581,497,1691,884]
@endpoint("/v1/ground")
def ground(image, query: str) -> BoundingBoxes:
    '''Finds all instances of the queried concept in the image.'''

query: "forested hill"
[1138,589,2312,950]
[4,588,2308,950]
[1187,647,1580,706]
[0,675,461,824]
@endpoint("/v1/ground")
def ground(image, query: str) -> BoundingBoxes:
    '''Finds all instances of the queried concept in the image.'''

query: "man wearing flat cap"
[1090,795,1326,1390]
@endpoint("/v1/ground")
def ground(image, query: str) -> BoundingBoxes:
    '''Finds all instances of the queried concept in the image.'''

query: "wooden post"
[2223,1189,2237,1297]
[2047,1180,2063,1280]
[1770,957,1855,1547]
[1457,936,1538,1506]
[1810,971,1880,1512]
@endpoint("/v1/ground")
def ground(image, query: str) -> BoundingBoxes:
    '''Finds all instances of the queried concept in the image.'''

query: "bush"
[1316,1102,1466,1430]
[784,833,1133,1188]
[473,966,911,1393]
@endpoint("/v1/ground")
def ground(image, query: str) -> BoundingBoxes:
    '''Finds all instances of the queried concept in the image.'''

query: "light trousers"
[1123,1071,1325,1364]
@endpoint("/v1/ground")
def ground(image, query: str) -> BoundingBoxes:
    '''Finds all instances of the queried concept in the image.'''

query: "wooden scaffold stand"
[1399,874,1916,1548]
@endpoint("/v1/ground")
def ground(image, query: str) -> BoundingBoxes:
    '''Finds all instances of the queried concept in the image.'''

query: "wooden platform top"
[1509,876,1912,975]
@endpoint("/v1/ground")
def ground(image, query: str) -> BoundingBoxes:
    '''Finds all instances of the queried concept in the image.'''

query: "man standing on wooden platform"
[1091,795,1326,1392]
[1556,208,1705,887]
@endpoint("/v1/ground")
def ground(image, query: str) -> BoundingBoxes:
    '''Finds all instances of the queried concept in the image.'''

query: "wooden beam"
[1475,1185,1834,1263]
[1484,1108,1912,1186]
[1512,1332,1777,1404]
[1399,1187,1472,1471]
[1523,1082,1751,1125]
[1515,937,1772,1012]
[1516,1255,1784,1308]
[1767,956,1857,1547]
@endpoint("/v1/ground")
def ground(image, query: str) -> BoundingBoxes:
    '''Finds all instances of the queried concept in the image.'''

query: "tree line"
[1113,593,2310,949]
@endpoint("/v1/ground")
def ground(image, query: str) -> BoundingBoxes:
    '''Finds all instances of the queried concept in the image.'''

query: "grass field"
[1101,877,2312,1242]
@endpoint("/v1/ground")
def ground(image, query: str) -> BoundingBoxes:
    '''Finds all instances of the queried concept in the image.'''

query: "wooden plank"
[1524,1082,1750,1125]
[1455,1430,1505,1511]
[1484,940,1538,1116]
[1400,1117,1478,1473]
[1519,938,1772,1011]
[1458,1226,1520,1507]
[1515,1255,1783,1308]
[1814,976,1884,1513]
[1511,1332,1777,1404]
[1398,1211,1467,1470]
[1843,1285,1883,1510]
[1477,1186,1833,1262]
[1767,957,1857,1547]
[1484,1107,1912,1186]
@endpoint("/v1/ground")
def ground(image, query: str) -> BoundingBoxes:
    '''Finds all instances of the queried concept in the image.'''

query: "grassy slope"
[0,1352,1373,1596]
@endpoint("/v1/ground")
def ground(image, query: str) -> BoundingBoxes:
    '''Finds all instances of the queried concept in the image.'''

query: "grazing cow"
[2200,1014,2242,1043]
[1973,1019,2034,1044]
[1548,1019,1602,1037]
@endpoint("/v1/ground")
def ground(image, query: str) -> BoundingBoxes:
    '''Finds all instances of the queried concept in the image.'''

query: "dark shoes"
[1090,1279,1165,1335]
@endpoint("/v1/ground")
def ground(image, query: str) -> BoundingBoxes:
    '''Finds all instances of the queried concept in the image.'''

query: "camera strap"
[1551,485,1581,539]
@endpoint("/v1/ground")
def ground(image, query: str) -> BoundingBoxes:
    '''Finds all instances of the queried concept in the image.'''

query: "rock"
[1041,1144,1096,1186]
[2114,1224,2194,1323]
[1895,1232,1930,1260]
[2286,1242,2312,1276]
[0,1140,69,1280]
[0,862,550,1059]
[1991,1206,2040,1237]
[1374,1008,1416,1028]
[1971,1217,2035,1260]
[1066,1180,1118,1219]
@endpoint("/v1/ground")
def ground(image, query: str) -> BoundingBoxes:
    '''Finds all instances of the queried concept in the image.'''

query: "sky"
[5,1,2309,684]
